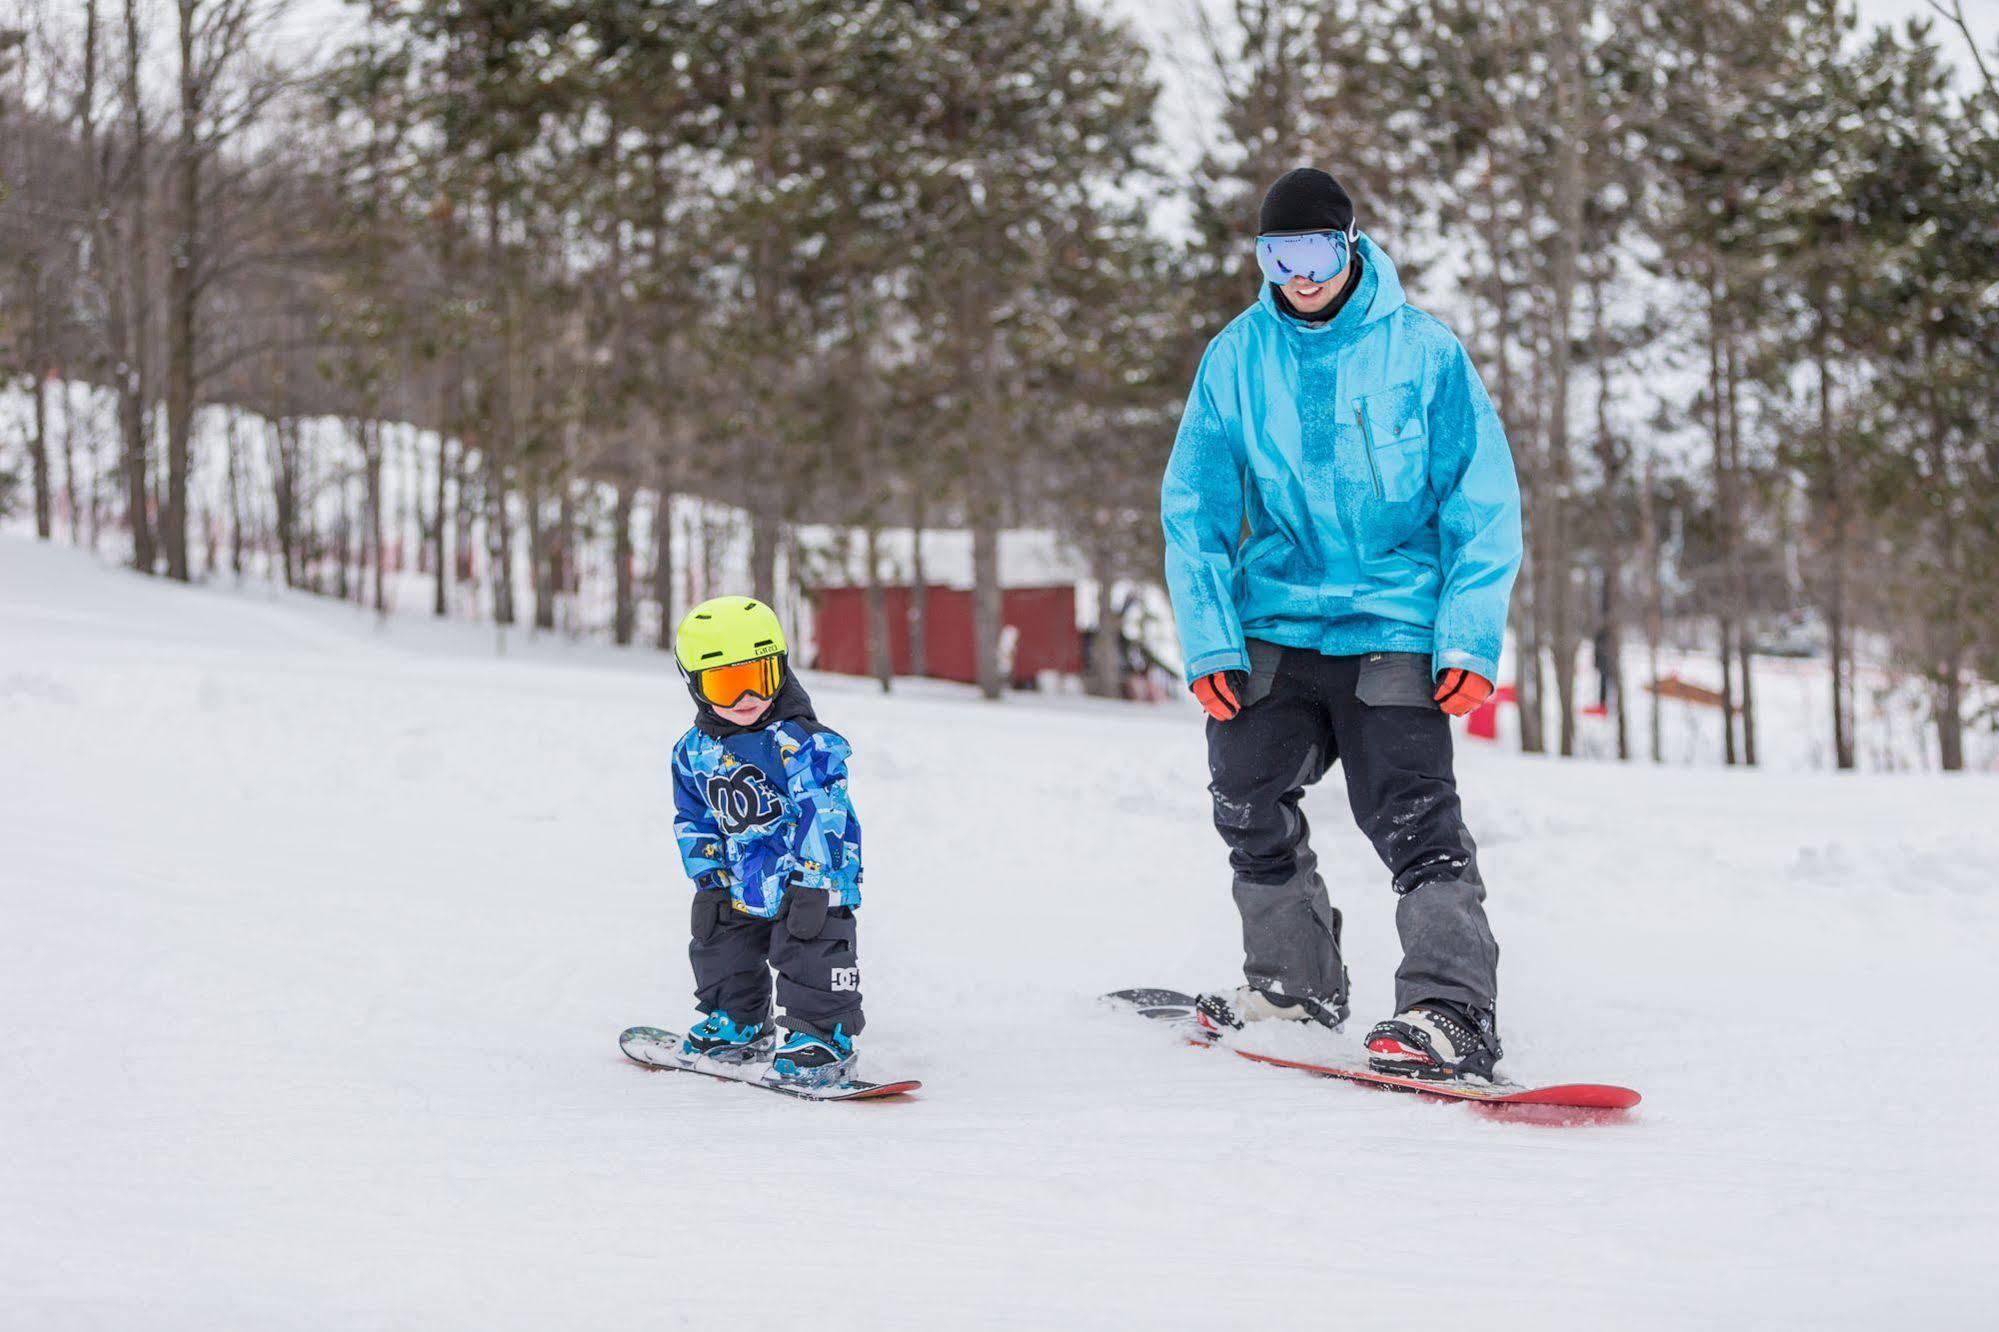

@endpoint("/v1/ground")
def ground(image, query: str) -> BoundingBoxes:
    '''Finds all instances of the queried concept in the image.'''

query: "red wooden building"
[811,584,1082,687]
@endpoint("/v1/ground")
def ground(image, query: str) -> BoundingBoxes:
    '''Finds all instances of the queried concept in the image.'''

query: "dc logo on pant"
[831,967,860,993]
[707,765,785,834]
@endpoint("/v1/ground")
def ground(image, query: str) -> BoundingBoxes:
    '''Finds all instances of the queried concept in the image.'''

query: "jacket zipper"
[1355,401,1384,500]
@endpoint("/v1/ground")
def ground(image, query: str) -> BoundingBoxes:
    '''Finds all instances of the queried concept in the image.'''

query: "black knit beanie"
[1258,168,1354,236]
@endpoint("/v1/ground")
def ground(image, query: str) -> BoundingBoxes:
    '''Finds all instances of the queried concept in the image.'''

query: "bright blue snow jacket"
[1161,233,1522,685]
[672,713,862,918]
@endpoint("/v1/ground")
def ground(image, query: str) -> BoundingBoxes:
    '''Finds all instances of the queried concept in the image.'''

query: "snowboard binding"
[1365,1003,1501,1082]
[1195,986,1349,1036]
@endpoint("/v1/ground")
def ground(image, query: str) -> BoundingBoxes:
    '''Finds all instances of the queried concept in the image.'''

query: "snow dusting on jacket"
[671,674,862,918]
[1161,232,1522,685]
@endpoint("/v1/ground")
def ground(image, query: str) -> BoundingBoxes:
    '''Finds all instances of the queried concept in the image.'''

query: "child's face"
[714,692,774,726]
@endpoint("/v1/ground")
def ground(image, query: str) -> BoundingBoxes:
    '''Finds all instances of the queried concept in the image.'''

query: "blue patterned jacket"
[1161,233,1522,685]
[671,679,861,917]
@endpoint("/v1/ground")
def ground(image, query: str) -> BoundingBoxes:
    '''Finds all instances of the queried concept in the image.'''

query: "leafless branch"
[1927,0,1998,103]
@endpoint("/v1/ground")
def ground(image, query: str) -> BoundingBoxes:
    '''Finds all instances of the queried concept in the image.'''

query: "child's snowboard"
[1103,989,1640,1115]
[618,1026,921,1102]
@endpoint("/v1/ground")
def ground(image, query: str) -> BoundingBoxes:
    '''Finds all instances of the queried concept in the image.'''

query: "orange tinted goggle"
[693,655,782,707]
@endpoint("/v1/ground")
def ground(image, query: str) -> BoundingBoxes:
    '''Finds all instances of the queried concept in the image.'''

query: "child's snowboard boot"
[1195,986,1349,1035]
[681,1011,774,1064]
[1365,1002,1501,1081]
[772,1025,855,1087]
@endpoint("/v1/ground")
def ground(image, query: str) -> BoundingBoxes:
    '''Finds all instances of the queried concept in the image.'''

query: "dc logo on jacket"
[672,720,864,917]
[706,764,785,834]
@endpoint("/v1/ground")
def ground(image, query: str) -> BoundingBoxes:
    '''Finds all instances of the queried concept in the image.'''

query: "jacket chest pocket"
[1351,381,1428,503]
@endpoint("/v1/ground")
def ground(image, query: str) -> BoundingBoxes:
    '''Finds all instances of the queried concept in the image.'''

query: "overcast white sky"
[253,0,1997,225]
[1106,0,1999,177]
[254,0,1997,218]
[273,1,1999,118]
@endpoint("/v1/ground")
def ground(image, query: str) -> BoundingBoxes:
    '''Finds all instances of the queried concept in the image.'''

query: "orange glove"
[1433,668,1493,717]
[1191,670,1247,722]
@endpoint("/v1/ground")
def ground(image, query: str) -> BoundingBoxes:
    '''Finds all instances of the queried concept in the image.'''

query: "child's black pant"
[689,886,865,1038]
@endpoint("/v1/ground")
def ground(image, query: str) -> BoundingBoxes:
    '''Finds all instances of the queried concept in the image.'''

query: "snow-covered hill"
[2,533,1995,1328]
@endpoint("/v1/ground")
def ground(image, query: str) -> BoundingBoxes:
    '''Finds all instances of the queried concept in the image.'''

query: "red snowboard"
[1104,989,1640,1118]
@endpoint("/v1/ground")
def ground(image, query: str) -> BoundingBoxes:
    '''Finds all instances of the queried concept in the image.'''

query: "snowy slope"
[2,533,1996,1329]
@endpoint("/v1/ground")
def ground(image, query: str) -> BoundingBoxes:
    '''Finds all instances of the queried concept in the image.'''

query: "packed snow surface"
[3,534,1995,1328]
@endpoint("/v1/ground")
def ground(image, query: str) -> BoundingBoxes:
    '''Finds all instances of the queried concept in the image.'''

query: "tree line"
[2,0,1995,768]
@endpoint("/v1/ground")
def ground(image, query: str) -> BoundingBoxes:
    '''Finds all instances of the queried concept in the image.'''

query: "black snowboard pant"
[1207,643,1499,1017]
[689,886,864,1039]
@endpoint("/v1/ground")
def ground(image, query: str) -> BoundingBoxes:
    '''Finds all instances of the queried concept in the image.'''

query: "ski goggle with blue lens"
[1255,227,1355,286]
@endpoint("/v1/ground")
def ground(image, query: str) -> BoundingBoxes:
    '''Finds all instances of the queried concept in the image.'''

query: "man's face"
[1281,261,1348,314]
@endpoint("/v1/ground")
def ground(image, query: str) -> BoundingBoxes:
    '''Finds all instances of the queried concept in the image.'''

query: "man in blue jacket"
[1161,169,1521,1081]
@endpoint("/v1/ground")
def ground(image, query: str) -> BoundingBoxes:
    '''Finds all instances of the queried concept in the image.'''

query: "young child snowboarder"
[669,595,864,1086]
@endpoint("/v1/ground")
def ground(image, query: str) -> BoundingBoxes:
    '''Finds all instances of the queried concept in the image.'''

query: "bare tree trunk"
[908,488,929,678]
[699,508,723,605]
[1589,270,1627,759]
[268,415,299,588]
[433,417,453,619]
[1813,306,1855,770]
[1936,657,1965,772]
[971,510,1007,696]
[118,0,156,574]
[1708,273,1738,766]
[225,407,244,576]
[19,254,54,539]
[1544,0,1588,758]
[1717,614,1737,763]
[865,525,892,693]
[1726,335,1756,766]
[1826,512,1853,770]
[400,425,418,581]
[482,184,516,629]
[453,446,474,594]
[333,474,353,602]
[62,380,83,545]
[1735,628,1757,763]
[489,470,516,626]
[1488,224,1542,753]
[364,419,386,615]
[1639,452,1664,763]
[560,480,580,632]
[750,501,780,607]
[527,479,561,633]
[612,481,636,646]
[87,399,106,551]
[1088,552,1121,699]
[971,516,1003,699]
[528,480,557,632]
[969,444,1007,701]
[75,0,105,551]
[29,358,53,540]
[525,484,548,629]
[1926,375,1966,773]
[161,0,202,582]
[1516,304,1549,754]
[957,247,1006,701]
[653,486,675,649]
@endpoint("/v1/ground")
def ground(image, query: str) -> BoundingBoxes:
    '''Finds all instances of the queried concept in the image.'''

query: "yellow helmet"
[675,596,787,675]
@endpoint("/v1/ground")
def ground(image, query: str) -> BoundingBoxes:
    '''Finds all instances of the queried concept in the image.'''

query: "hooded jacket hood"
[688,662,818,739]
[1255,232,1405,341]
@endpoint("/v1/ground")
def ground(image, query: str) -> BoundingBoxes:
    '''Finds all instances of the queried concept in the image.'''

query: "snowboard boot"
[681,1010,774,1064]
[772,1025,855,1087]
[1195,986,1349,1037]
[1365,1001,1501,1081]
